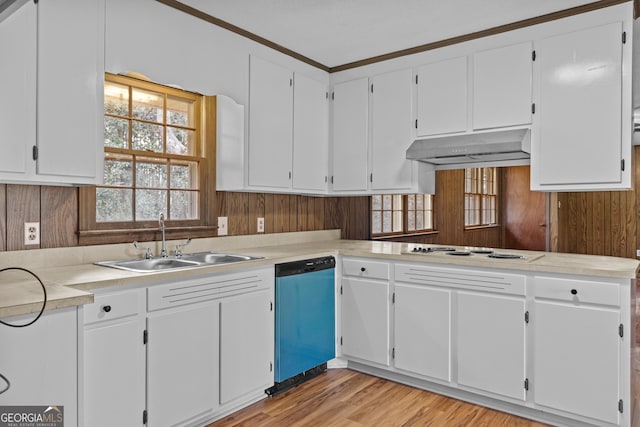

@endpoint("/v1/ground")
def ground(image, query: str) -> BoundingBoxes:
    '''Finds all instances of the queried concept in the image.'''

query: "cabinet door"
[473,42,532,130]
[416,56,467,136]
[84,318,145,427]
[371,69,413,191]
[0,1,35,179]
[532,22,624,189]
[0,308,78,427]
[37,0,104,183]
[534,300,620,424]
[248,55,293,188]
[293,73,328,191]
[220,290,273,404]
[394,283,451,382]
[457,292,526,401]
[147,302,218,426]
[332,78,369,191]
[341,277,390,366]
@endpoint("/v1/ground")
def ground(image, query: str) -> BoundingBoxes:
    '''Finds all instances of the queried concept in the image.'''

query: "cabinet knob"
[570,289,578,295]
[102,305,112,313]
[360,267,366,272]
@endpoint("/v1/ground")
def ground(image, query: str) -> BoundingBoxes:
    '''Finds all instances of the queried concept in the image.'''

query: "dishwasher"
[267,256,335,396]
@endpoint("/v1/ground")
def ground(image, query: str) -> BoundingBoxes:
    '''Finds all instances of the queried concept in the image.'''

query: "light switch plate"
[218,217,228,236]
[257,217,265,233]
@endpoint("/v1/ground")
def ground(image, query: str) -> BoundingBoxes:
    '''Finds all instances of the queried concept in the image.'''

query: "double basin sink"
[96,252,263,273]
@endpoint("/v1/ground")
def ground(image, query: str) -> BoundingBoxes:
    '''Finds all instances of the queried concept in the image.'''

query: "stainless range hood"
[406,128,531,167]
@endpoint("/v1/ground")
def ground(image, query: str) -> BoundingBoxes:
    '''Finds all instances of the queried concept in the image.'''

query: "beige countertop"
[1,232,638,319]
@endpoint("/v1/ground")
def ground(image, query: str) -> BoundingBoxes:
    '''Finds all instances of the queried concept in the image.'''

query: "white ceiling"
[179,0,599,68]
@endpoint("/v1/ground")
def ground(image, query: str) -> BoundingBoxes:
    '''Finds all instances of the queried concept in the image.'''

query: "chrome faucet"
[159,212,168,258]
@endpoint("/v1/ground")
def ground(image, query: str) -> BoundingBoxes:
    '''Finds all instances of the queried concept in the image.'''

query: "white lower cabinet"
[340,260,630,426]
[456,292,526,401]
[80,267,274,427]
[393,283,451,382]
[341,277,390,366]
[340,258,391,366]
[220,289,274,405]
[147,302,219,426]
[82,289,146,427]
[0,307,78,427]
[533,276,622,425]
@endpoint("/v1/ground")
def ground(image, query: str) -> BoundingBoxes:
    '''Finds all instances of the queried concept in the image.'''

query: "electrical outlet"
[24,222,40,245]
[218,217,228,236]
[636,249,640,258]
[257,217,265,233]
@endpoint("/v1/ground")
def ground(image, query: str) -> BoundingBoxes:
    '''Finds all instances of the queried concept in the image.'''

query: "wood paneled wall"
[0,184,370,251]
[2,146,640,260]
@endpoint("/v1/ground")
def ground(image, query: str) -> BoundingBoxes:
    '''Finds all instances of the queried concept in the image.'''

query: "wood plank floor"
[208,369,550,427]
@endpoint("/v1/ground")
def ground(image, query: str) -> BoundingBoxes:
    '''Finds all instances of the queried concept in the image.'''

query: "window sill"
[78,226,218,246]
[371,230,439,241]
[464,224,501,231]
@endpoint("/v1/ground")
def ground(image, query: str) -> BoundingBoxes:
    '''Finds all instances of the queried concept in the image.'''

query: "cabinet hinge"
[532,50,536,61]
[531,103,536,114]
[392,292,395,304]
[32,145,38,161]
[392,348,395,359]
[370,84,374,93]
[270,301,273,312]
[524,378,529,391]
[621,159,625,171]
[524,311,529,324]
[340,336,343,346]
[619,323,624,338]
[415,75,418,84]
[619,399,624,413]
[622,31,627,44]
[143,330,148,345]
[143,409,148,424]
[270,362,273,372]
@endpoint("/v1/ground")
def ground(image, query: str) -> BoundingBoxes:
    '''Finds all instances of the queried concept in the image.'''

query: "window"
[79,73,216,243]
[371,194,435,236]
[464,167,498,228]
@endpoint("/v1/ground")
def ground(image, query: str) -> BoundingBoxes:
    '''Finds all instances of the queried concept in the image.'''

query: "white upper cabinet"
[531,21,630,191]
[216,95,245,191]
[473,42,533,130]
[248,55,294,188]
[416,56,467,136]
[331,77,370,192]
[0,0,104,185]
[0,2,34,179]
[370,69,414,191]
[293,72,329,191]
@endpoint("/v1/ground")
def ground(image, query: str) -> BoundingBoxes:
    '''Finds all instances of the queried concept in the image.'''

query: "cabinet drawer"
[342,258,389,280]
[84,290,140,325]
[534,276,620,306]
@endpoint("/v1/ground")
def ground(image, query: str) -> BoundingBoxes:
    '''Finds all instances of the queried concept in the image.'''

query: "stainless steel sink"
[95,252,262,273]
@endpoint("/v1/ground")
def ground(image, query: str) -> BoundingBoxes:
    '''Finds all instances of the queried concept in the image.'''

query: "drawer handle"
[360,267,366,272]
[570,289,578,295]
[102,305,112,313]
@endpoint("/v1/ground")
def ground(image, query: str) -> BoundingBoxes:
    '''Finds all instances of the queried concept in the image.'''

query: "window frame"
[464,167,499,229]
[370,194,436,238]
[78,73,217,245]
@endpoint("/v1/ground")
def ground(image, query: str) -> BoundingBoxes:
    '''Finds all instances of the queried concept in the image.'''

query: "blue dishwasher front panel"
[275,268,335,382]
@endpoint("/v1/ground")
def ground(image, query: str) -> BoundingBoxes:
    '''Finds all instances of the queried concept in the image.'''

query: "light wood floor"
[208,369,551,427]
